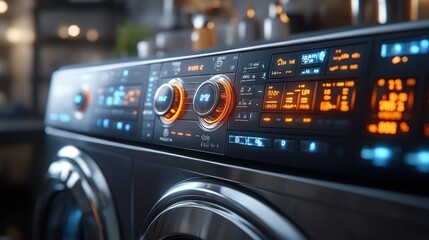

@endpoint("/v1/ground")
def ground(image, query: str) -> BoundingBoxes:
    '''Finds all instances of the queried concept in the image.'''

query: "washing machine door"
[34,145,120,240]
[140,181,306,240]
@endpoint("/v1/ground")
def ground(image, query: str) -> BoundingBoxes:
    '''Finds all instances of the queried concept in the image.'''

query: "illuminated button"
[300,140,329,154]
[360,146,394,167]
[274,139,295,151]
[124,124,131,131]
[116,121,123,130]
[405,150,429,173]
[260,113,282,127]
[102,119,110,128]
[74,92,85,109]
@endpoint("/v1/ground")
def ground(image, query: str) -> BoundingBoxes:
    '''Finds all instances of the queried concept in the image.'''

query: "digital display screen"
[262,80,355,113]
[380,39,429,58]
[301,50,327,65]
[367,78,415,135]
[97,85,141,108]
[187,64,205,72]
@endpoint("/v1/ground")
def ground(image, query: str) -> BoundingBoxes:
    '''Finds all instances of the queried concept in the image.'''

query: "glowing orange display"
[281,82,316,110]
[329,46,363,73]
[367,77,415,135]
[318,80,355,112]
[187,64,205,72]
[263,84,283,110]
[263,80,355,114]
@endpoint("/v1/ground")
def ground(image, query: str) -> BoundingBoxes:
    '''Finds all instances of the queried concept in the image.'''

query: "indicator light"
[405,151,429,173]
[361,146,393,167]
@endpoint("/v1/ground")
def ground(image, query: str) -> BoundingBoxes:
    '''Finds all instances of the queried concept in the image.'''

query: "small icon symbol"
[163,129,169,137]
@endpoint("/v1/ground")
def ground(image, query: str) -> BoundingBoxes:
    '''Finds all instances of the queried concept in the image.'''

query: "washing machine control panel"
[45,21,429,189]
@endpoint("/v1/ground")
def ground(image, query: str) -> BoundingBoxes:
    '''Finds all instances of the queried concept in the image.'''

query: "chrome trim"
[55,21,429,75]
[35,145,120,240]
[141,181,306,240]
[143,201,262,240]
[45,126,429,212]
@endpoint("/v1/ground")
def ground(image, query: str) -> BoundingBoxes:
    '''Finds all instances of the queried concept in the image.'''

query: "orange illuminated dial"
[193,75,235,130]
[153,78,185,125]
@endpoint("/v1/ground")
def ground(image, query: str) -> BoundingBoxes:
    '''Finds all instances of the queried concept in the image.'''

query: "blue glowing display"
[405,150,429,173]
[301,50,327,65]
[102,119,110,128]
[300,67,321,75]
[97,85,141,107]
[228,135,270,148]
[309,142,316,152]
[59,114,71,123]
[74,94,83,105]
[158,95,168,102]
[361,146,393,167]
[380,39,429,58]
[199,94,211,102]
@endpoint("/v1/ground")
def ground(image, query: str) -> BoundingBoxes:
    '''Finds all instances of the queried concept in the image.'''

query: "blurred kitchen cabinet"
[33,0,124,115]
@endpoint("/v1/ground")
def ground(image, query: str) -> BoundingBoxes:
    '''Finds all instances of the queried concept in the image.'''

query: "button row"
[228,134,329,154]
[361,145,429,173]
[240,72,268,84]
[260,113,350,131]
[95,118,135,132]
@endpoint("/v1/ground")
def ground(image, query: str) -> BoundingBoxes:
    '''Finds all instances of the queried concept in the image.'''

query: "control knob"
[73,87,90,119]
[153,78,185,125]
[193,75,235,130]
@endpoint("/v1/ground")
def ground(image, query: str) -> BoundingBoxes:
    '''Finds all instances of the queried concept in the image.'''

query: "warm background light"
[0,0,8,14]
[86,28,99,42]
[58,26,69,39]
[67,25,80,37]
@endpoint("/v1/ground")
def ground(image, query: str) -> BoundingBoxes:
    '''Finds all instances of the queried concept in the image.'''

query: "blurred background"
[0,0,428,239]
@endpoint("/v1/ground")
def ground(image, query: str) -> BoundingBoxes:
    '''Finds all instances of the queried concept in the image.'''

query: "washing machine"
[37,20,429,240]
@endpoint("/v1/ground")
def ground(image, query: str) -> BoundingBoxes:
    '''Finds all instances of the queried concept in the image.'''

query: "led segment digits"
[367,78,416,135]
[301,50,327,65]
[281,82,316,111]
[263,83,283,110]
[262,80,356,113]
[318,80,355,112]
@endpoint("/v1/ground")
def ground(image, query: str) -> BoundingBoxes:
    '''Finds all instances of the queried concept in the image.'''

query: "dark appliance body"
[37,20,429,239]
